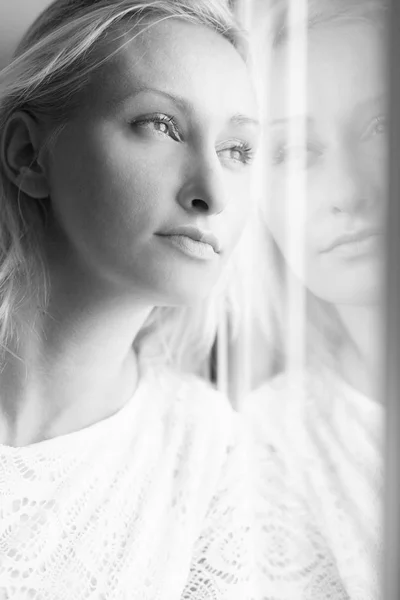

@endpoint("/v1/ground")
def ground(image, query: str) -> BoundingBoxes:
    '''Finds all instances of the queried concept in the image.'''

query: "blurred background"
[0,0,54,68]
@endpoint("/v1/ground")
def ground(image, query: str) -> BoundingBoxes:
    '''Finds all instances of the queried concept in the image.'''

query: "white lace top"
[245,364,383,600]
[0,362,253,600]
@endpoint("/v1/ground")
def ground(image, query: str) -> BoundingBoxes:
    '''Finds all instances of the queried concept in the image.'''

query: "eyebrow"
[270,95,387,127]
[270,116,312,127]
[229,113,260,128]
[116,86,259,128]
[127,86,190,113]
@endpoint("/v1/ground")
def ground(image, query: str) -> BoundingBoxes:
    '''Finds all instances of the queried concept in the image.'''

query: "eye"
[217,140,255,168]
[130,113,182,142]
[152,121,169,135]
[272,143,322,168]
[362,115,387,140]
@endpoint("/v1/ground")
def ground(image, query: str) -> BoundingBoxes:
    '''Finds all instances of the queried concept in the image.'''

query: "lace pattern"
[0,366,252,599]
[245,366,383,600]
[181,420,255,600]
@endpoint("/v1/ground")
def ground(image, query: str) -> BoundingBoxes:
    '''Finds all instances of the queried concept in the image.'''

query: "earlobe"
[1,111,50,200]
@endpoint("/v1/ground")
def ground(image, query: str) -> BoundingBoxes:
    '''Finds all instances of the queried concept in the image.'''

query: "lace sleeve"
[180,415,256,600]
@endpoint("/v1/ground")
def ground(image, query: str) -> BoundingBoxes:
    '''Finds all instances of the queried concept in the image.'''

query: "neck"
[335,303,383,399]
[0,252,153,446]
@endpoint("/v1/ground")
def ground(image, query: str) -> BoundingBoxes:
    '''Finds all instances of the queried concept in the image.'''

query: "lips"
[157,225,222,254]
[321,228,382,254]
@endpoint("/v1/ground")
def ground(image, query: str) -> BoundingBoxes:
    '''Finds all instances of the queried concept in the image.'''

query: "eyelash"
[218,141,255,166]
[131,113,255,166]
[131,113,182,141]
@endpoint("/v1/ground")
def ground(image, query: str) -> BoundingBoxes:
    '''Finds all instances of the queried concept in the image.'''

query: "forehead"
[270,21,386,124]
[83,18,256,121]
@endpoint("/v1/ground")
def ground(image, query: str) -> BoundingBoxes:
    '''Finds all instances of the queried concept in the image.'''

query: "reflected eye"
[272,143,322,168]
[131,113,182,142]
[217,141,255,168]
[362,115,387,140]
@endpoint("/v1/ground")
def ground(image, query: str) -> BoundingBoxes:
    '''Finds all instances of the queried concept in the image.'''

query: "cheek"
[264,174,289,251]
[265,175,321,281]
[365,152,387,204]
[47,141,166,258]
[267,167,313,245]
[226,178,254,243]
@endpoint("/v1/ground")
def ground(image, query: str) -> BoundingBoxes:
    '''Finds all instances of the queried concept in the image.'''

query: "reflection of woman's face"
[268,22,386,306]
[45,19,258,306]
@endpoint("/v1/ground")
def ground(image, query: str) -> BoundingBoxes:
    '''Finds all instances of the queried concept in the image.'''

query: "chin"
[163,285,218,308]
[148,261,223,306]
[147,276,219,308]
[311,281,382,308]
[307,260,383,307]
[347,286,382,307]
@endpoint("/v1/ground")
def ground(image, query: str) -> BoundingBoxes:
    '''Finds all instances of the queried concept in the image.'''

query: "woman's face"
[268,21,386,306]
[44,19,259,305]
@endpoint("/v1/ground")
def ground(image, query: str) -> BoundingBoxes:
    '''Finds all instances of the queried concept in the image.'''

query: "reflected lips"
[321,229,382,258]
[157,226,221,261]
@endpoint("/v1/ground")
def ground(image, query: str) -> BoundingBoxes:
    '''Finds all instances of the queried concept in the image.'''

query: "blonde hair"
[0,0,247,371]
[248,0,387,378]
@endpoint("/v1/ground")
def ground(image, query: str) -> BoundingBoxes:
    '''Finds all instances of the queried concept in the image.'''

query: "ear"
[1,111,50,200]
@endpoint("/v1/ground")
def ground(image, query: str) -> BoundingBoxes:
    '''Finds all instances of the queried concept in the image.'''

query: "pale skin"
[268,21,386,398]
[0,19,259,446]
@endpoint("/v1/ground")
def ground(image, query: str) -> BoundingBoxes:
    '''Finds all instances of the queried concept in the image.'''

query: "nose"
[327,149,370,215]
[177,153,228,216]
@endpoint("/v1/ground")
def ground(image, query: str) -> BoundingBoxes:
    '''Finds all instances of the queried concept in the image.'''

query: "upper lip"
[321,228,382,253]
[157,226,222,253]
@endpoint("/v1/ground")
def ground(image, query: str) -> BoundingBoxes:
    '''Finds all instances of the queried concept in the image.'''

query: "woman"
[245,0,386,597]
[0,0,260,597]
